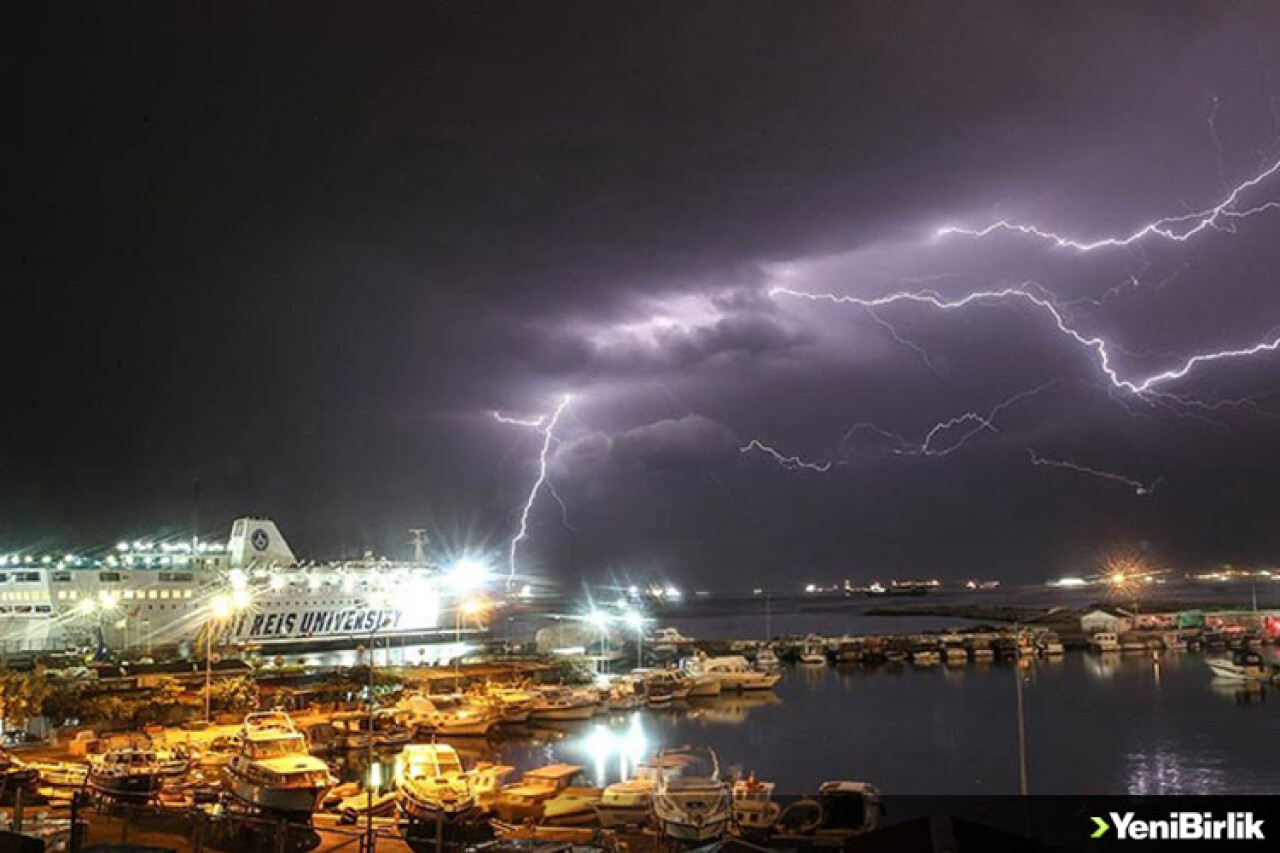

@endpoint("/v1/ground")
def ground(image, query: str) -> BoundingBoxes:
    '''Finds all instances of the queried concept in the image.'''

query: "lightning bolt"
[505,394,572,587]
[493,411,546,427]
[937,154,1280,251]
[1028,449,1161,496]
[739,439,833,472]
[771,285,1280,395]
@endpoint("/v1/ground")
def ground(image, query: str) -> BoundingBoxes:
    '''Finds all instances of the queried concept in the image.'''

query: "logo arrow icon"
[1091,816,1110,838]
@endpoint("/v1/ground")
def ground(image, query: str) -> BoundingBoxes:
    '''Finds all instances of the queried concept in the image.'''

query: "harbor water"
[339,646,1280,797]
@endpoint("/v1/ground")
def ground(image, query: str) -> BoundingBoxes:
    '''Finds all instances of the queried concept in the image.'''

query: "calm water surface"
[341,650,1280,796]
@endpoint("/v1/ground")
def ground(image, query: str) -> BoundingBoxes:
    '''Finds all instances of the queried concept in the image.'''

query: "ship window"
[0,573,7,583]
[35,605,51,613]
[69,590,78,600]
[160,589,171,599]
[16,572,40,582]
[123,590,134,600]
[57,590,67,600]
[52,571,72,582]
[99,572,122,582]
[183,589,193,598]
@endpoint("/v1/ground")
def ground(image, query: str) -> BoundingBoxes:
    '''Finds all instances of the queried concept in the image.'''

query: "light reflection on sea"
[334,651,1280,796]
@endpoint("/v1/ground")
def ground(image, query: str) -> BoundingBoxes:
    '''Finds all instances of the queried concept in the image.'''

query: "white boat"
[652,747,731,842]
[910,647,940,666]
[486,687,536,724]
[529,687,595,722]
[681,655,781,692]
[398,692,498,737]
[1036,632,1065,656]
[651,626,694,655]
[195,735,241,768]
[1089,632,1121,653]
[594,759,678,829]
[494,764,596,823]
[395,744,477,825]
[225,712,336,813]
[799,636,827,665]
[731,773,780,834]
[87,745,165,803]
[755,647,780,670]
[1207,650,1272,682]
[673,669,722,698]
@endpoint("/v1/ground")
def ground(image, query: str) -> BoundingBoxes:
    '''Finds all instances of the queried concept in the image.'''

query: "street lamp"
[584,609,611,673]
[204,593,241,724]
[624,610,646,668]
[447,557,490,595]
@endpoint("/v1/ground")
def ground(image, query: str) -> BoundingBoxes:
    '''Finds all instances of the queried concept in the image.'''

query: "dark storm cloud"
[9,1,1280,583]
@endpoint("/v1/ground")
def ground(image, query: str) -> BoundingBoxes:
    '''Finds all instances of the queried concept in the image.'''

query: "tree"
[0,663,50,734]
[205,674,259,714]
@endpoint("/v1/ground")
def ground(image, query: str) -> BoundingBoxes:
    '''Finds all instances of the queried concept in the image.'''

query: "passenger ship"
[0,518,474,655]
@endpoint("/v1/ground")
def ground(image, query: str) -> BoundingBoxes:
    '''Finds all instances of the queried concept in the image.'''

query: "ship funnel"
[227,518,297,569]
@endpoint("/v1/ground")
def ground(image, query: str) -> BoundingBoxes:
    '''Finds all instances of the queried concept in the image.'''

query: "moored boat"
[88,744,165,803]
[395,743,477,825]
[652,746,731,842]
[494,764,595,823]
[225,712,336,814]
[1207,649,1273,682]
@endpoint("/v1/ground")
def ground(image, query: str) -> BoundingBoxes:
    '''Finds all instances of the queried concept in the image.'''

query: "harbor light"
[585,609,611,630]
[447,556,490,593]
[210,594,233,620]
[624,609,645,632]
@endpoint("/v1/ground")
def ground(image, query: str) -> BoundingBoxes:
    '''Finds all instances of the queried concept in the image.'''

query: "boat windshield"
[406,751,463,778]
[247,735,307,759]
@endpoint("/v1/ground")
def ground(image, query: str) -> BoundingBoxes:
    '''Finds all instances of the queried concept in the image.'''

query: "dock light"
[624,610,645,632]
[586,609,611,630]
[447,557,490,593]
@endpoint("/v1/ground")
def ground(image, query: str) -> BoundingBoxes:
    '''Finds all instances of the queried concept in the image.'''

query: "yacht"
[528,687,595,722]
[395,744,477,825]
[494,764,596,823]
[651,627,694,656]
[652,746,731,842]
[673,668,722,698]
[731,773,780,835]
[87,744,165,803]
[225,712,336,813]
[1207,649,1273,682]
[681,655,781,692]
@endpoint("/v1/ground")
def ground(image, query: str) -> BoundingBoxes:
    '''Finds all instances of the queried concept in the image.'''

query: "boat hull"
[226,773,330,814]
[88,773,162,803]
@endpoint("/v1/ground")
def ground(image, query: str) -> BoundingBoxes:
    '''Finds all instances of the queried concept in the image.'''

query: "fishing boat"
[1207,649,1273,682]
[529,688,595,722]
[225,712,336,813]
[494,764,595,823]
[651,747,731,842]
[681,655,781,692]
[731,773,780,834]
[88,744,165,803]
[395,744,477,825]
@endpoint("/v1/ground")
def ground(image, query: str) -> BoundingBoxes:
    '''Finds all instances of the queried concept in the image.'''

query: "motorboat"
[398,692,498,737]
[0,749,39,789]
[395,743,477,825]
[731,773,780,835]
[681,655,781,692]
[88,744,165,803]
[1207,649,1273,682]
[594,759,678,828]
[26,760,87,789]
[330,711,373,750]
[652,746,731,842]
[835,639,862,664]
[909,646,940,666]
[155,744,194,777]
[798,636,827,665]
[494,764,596,823]
[967,638,995,662]
[225,712,336,813]
[371,709,413,748]
[1089,632,1121,653]
[636,670,692,704]
[486,687,536,724]
[529,688,595,722]
[651,626,694,656]
[1036,631,1066,656]
[604,677,645,711]
[755,647,780,670]
[195,735,241,768]
[673,669,722,698]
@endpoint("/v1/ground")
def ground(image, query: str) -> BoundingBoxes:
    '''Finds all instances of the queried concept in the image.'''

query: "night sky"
[9,2,1280,587]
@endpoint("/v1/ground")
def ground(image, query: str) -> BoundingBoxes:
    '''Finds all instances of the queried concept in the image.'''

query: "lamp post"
[1012,607,1064,795]
[625,611,646,669]
[205,594,235,724]
[586,610,611,674]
